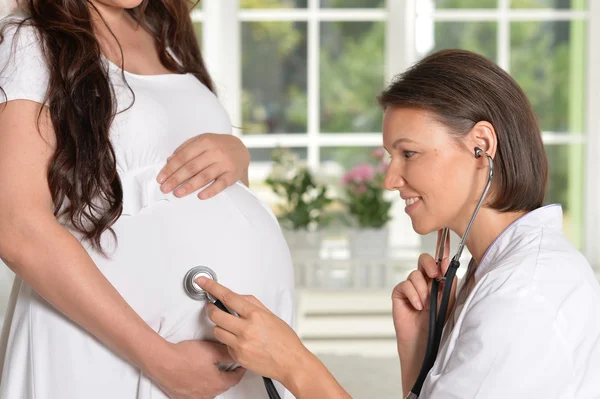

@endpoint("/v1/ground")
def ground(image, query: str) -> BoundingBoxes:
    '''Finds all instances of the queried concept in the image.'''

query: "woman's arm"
[0,100,166,371]
[198,277,352,399]
[0,101,243,398]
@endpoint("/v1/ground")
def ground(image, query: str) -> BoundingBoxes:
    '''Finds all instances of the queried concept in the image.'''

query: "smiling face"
[383,107,484,235]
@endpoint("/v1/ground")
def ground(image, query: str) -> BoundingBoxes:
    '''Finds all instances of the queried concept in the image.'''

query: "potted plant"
[266,148,333,258]
[341,148,393,259]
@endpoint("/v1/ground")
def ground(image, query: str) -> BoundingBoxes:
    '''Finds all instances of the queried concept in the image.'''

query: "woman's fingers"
[407,270,430,308]
[219,366,246,390]
[198,171,235,200]
[213,325,239,348]
[198,278,254,318]
[157,137,208,184]
[392,280,424,311]
[159,153,218,194]
[207,302,244,335]
[175,162,221,197]
[418,252,439,279]
[241,294,269,311]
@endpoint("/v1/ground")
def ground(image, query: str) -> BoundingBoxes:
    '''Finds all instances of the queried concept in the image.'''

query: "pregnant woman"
[0,1,294,398]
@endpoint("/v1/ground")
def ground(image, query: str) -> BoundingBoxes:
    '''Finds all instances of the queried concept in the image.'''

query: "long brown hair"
[1,0,213,253]
[378,49,548,213]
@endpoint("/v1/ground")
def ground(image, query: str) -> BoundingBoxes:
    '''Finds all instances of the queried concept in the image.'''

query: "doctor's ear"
[466,121,497,161]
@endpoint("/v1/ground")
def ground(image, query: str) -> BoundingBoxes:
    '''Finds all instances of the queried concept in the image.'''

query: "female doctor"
[198,49,600,398]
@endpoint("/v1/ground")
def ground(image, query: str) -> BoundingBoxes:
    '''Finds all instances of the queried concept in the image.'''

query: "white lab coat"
[421,205,600,398]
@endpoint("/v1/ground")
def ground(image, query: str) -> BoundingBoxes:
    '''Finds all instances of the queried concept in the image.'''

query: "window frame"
[194,0,600,268]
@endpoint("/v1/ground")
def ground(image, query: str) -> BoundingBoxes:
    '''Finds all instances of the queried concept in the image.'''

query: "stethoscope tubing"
[408,148,494,398]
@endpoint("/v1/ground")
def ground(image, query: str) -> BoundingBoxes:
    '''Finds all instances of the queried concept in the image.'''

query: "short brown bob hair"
[378,49,548,213]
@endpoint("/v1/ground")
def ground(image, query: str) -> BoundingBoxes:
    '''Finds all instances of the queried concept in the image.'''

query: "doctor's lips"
[400,193,422,208]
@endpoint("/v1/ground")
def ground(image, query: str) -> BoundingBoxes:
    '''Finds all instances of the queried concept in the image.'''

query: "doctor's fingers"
[207,303,244,335]
[418,253,440,279]
[213,325,239,349]
[407,270,430,307]
[240,295,269,311]
[393,280,424,311]
[197,277,255,317]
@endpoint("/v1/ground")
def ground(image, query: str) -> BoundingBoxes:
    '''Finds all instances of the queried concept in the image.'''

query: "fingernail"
[175,187,186,196]
[417,302,423,311]
[199,192,209,200]
[195,276,207,286]
[161,183,172,193]
[157,174,166,183]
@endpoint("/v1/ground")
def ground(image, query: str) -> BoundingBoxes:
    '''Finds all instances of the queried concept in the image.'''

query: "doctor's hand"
[197,277,311,388]
[392,229,457,348]
[151,340,246,399]
[157,133,250,200]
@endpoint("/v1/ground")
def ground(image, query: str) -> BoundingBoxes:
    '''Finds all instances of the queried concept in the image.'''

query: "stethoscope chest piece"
[183,266,217,301]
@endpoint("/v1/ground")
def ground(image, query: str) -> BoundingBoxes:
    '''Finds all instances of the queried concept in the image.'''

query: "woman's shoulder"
[0,11,38,40]
[0,12,49,105]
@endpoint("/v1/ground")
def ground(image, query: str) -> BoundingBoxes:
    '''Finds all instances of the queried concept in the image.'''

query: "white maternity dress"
[0,17,295,399]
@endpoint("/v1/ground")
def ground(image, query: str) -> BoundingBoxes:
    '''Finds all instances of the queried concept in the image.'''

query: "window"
[195,0,600,268]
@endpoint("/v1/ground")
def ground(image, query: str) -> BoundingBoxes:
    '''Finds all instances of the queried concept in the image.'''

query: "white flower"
[268,164,287,181]
[302,187,319,203]
[313,173,329,187]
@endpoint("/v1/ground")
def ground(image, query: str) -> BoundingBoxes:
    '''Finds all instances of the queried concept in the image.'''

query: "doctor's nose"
[384,164,406,191]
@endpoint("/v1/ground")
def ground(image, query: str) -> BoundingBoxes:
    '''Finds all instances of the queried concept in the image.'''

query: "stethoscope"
[183,266,282,399]
[406,147,494,399]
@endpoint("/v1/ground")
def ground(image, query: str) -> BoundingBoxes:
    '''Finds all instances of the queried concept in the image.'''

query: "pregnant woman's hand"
[156,133,250,200]
[152,340,246,399]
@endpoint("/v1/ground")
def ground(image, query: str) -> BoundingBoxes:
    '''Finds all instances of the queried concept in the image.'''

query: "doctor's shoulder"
[470,225,600,314]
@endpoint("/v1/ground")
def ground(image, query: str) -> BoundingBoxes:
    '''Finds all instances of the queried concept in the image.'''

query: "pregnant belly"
[88,182,295,343]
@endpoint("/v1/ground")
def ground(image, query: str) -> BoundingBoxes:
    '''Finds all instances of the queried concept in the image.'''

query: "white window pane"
[250,147,307,163]
[421,21,498,62]
[511,0,587,9]
[242,22,308,134]
[511,20,586,132]
[544,144,584,248]
[320,21,385,133]
[321,147,379,172]
[320,0,385,8]
[434,0,497,9]
[241,0,307,8]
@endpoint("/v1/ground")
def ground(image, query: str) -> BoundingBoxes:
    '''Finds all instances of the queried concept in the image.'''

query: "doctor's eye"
[403,151,416,159]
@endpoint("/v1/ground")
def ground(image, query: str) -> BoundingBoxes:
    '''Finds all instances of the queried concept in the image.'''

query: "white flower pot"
[349,227,389,259]
[282,228,322,260]
[348,227,389,288]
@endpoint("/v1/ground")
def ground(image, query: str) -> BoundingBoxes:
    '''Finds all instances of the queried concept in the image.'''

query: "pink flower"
[342,163,375,185]
[377,159,390,174]
[372,148,385,160]
[352,183,368,194]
